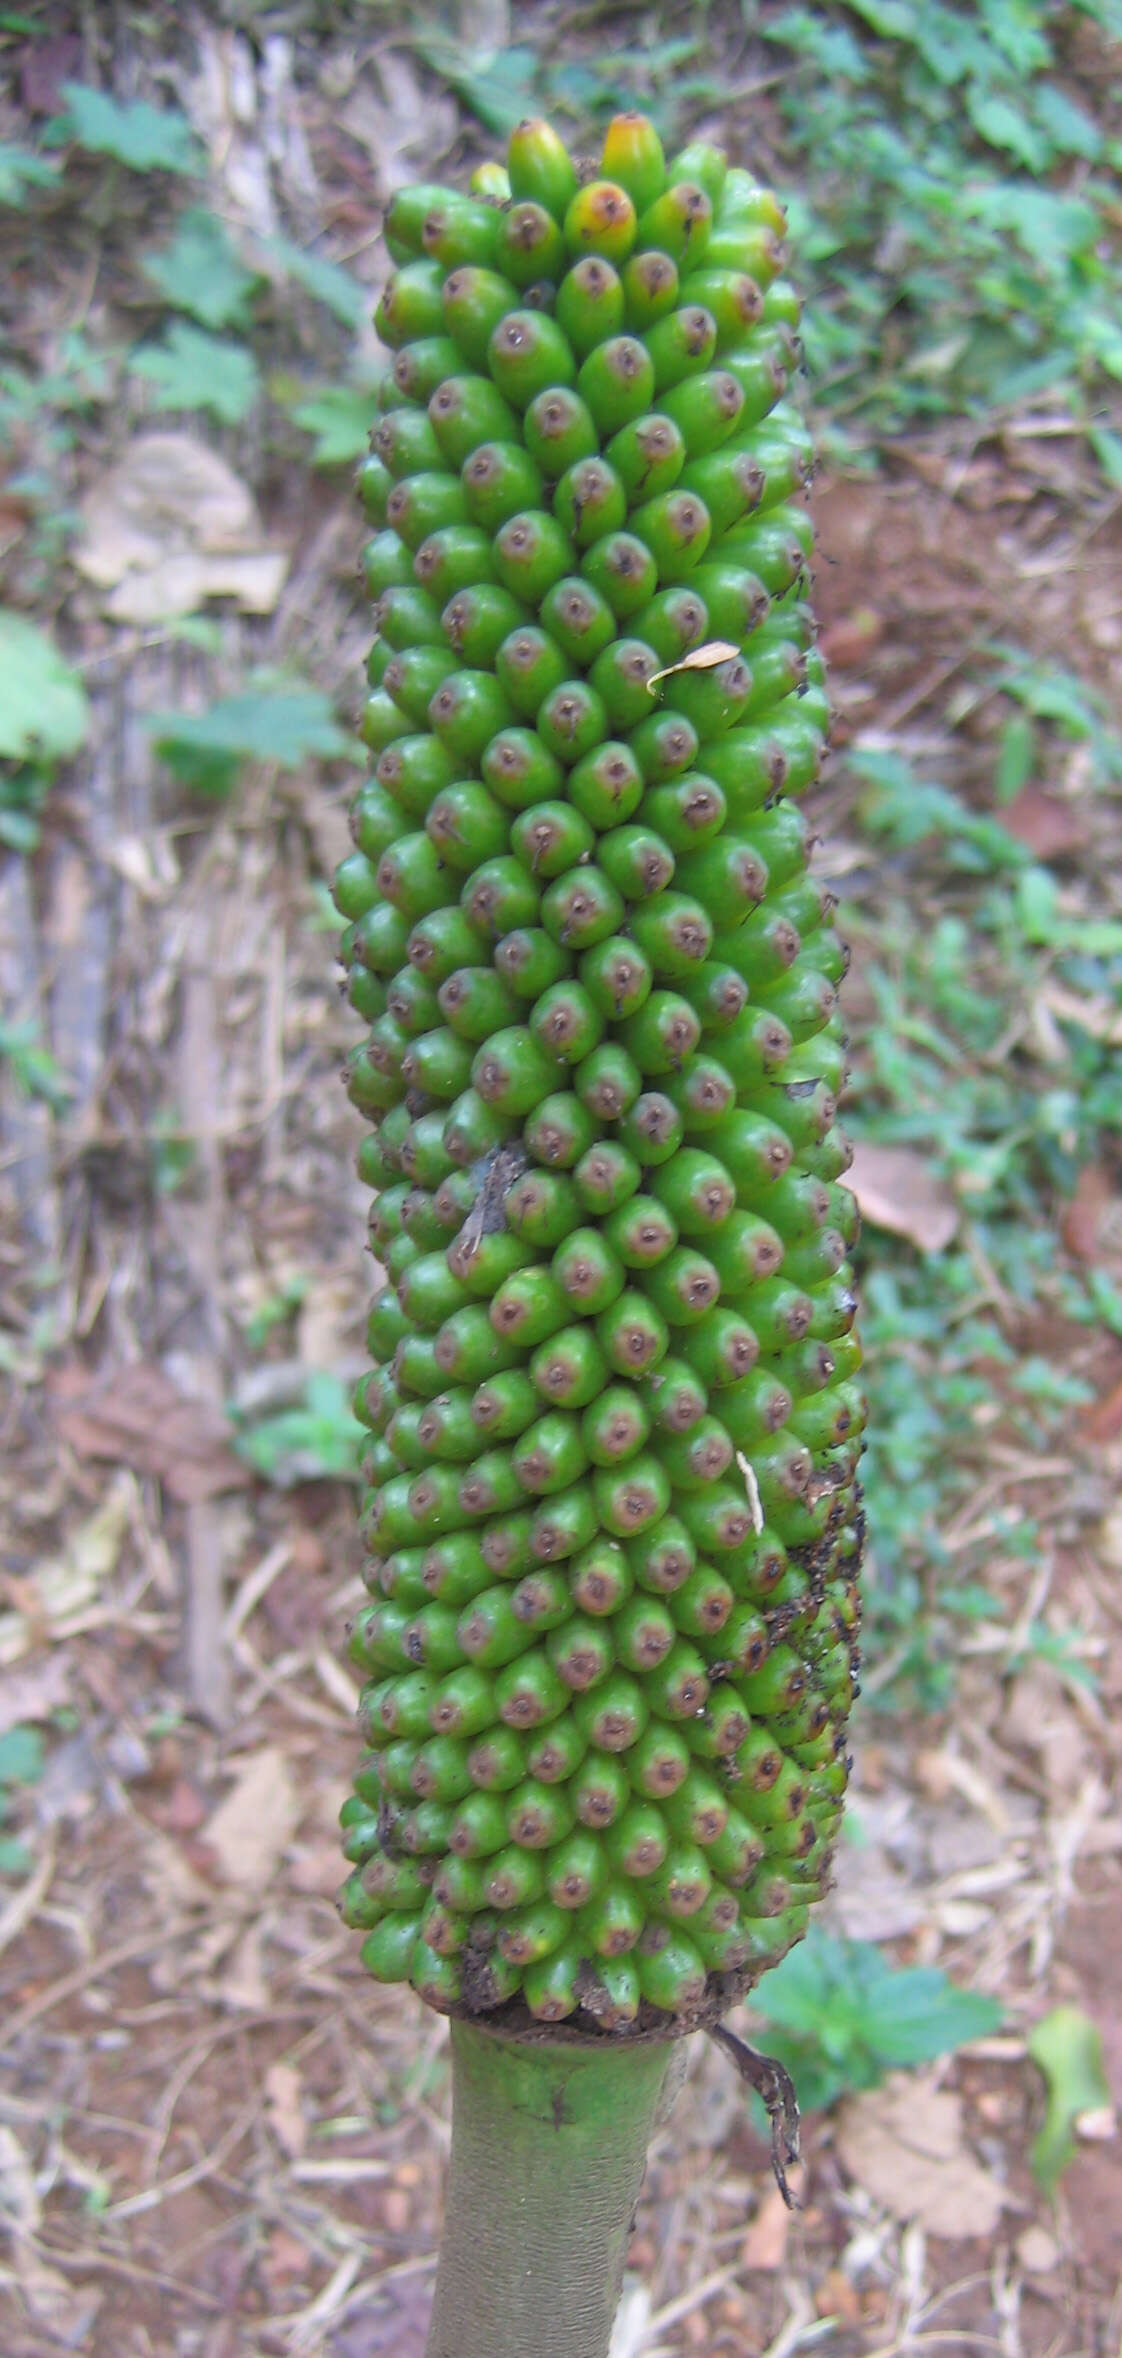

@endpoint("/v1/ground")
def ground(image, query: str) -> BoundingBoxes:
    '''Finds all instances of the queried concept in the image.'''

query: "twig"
[707,2023,802,2209]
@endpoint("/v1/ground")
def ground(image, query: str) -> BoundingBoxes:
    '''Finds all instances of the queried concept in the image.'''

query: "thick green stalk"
[425,2022,684,2358]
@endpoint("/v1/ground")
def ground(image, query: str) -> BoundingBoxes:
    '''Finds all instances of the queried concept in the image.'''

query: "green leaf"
[845,0,917,34]
[994,712,1035,802]
[1031,84,1102,161]
[416,37,539,135]
[61,82,201,175]
[287,382,379,467]
[0,142,61,204]
[1087,425,1122,488]
[0,1838,33,1878]
[258,232,367,329]
[0,1726,45,1786]
[1027,2006,1112,2194]
[0,611,88,764]
[750,1929,1002,2112]
[966,89,1048,172]
[0,1022,73,1110]
[763,10,871,77]
[230,1371,364,1485]
[129,323,259,424]
[858,1962,1003,2066]
[1014,865,1122,953]
[141,208,260,329]
[148,681,360,797]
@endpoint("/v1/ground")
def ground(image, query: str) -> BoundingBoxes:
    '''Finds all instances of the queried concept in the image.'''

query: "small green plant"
[0,611,89,851]
[0,609,88,771]
[147,677,361,798]
[0,1726,46,1878]
[128,320,260,425]
[147,1113,198,1198]
[987,645,1122,799]
[748,1925,1003,2113]
[1027,2005,1113,2195]
[414,32,707,141]
[242,1273,309,1350]
[0,142,60,204]
[0,1022,72,1111]
[60,82,202,176]
[141,208,262,330]
[280,376,387,468]
[839,734,1122,1694]
[760,4,1122,450]
[257,231,368,330]
[230,1370,365,1486]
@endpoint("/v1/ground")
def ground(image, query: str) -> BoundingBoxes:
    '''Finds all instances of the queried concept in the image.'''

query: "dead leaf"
[74,433,288,622]
[51,1361,250,1502]
[1000,786,1088,861]
[1083,1374,1122,1445]
[1062,1164,1115,1263]
[153,1776,208,1835]
[836,2080,1008,2239]
[265,2060,308,2158]
[646,641,742,689]
[327,2281,431,2358]
[742,2180,791,2270]
[339,51,458,198]
[820,607,883,668]
[221,1921,271,2010]
[0,1653,70,1734]
[289,1840,349,1896]
[1016,2225,1061,2274]
[0,1476,133,1667]
[846,1141,958,1253]
[204,1745,301,1892]
[0,2121,98,2334]
[814,2267,862,2324]
[265,2228,312,2288]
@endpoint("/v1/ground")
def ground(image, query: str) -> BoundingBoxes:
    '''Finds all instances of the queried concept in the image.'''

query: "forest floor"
[1,6,1121,2355]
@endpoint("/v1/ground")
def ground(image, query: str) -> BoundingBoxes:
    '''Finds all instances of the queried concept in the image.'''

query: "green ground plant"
[747,1923,1002,2111]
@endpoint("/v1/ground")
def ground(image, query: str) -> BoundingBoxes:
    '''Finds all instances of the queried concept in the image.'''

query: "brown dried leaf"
[1083,1373,1122,1445]
[265,2060,307,2158]
[51,1362,250,1503]
[0,1477,133,1668]
[0,1653,70,1735]
[222,1921,271,2009]
[646,641,741,688]
[265,2228,312,2288]
[1062,1164,1114,1263]
[836,2081,1008,2239]
[204,1745,301,1892]
[820,607,883,668]
[742,2180,792,2271]
[74,433,288,621]
[846,1141,958,1253]
[1000,787,1088,860]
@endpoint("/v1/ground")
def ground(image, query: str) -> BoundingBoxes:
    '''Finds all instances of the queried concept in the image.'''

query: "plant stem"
[425,2019,685,2358]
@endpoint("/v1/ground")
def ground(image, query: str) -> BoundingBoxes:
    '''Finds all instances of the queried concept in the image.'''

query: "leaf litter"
[74,432,288,622]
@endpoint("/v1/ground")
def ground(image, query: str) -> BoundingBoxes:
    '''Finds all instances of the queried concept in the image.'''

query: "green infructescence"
[337,108,863,2046]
